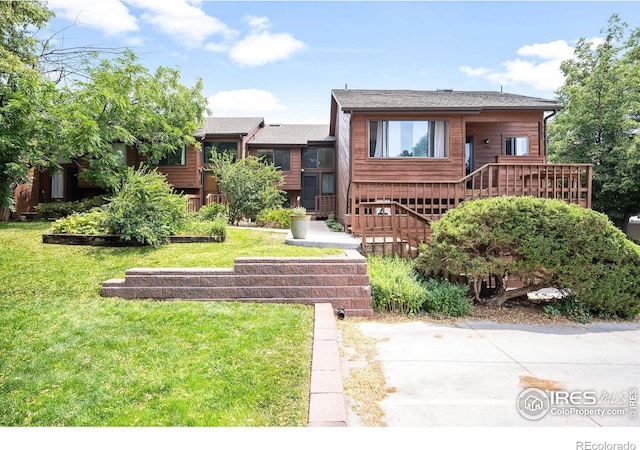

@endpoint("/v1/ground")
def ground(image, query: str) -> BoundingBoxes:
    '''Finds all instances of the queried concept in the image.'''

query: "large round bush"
[415,196,640,319]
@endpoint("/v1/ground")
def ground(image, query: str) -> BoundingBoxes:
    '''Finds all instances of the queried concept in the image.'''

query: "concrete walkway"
[285,219,361,250]
[343,319,640,427]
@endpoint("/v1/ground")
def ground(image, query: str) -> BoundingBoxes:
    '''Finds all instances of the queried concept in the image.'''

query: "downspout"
[347,111,353,217]
[543,110,557,157]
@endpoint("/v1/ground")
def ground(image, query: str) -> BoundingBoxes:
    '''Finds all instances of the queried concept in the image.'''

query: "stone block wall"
[101,249,373,317]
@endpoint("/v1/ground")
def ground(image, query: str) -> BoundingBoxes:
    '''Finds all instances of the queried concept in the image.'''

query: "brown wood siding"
[350,114,466,183]
[247,147,302,191]
[155,145,201,190]
[288,148,302,190]
[466,121,543,171]
[335,110,351,222]
[13,168,41,214]
[465,111,546,171]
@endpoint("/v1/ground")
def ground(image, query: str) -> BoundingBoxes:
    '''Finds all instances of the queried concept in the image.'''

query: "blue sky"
[45,1,640,124]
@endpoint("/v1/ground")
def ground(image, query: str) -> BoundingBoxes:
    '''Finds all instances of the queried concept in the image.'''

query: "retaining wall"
[101,249,373,317]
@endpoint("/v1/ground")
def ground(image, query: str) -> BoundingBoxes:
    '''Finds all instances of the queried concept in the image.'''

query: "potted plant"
[289,206,310,239]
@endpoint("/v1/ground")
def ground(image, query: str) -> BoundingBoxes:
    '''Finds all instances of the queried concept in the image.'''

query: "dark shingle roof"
[195,117,264,137]
[331,89,562,112]
[250,124,334,146]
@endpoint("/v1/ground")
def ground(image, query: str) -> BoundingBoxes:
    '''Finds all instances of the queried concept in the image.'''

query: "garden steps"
[101,249,374,317]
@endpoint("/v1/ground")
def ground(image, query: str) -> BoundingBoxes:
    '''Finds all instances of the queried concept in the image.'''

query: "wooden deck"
[351,163,593,256]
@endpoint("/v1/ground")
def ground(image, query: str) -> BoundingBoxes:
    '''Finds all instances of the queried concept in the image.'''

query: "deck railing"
[352,163,592,255]
[205,193,224,206]
[358,201,431,258]
[314,195,336,217]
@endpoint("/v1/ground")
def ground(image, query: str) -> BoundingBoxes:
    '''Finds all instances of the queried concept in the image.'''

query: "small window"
[112,143,127,165]
[369,120,448,158]
[257,149,291,171]
[204,142,238,162]
[505,137,529,156]
[51,171,64,199]
[158,146,186,166]
[321,173,335,195]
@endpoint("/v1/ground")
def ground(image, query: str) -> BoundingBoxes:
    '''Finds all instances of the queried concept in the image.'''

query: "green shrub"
[543,295,593,324]
[50,209,108,235]
[367,256,428,315]
[180,218,227,240]
[35,197,108,219]
[197,203,229,222]
[415,196,640,319]
[423,278,472,317]
[102,168,189,247]
[208,154,286,224]
[256,208,292,229]
[326,218,344,232]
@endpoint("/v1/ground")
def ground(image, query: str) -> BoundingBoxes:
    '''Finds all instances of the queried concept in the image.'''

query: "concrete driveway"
[342,319,640,428]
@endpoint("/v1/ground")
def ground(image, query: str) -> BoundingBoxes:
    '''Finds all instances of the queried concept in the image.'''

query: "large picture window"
[369,120,448,158]
[505,137,529,156]
[257,149,291,171]
[203,142,238,162]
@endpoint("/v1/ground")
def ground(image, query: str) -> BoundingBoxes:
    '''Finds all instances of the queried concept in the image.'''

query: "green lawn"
[0,222,342,426]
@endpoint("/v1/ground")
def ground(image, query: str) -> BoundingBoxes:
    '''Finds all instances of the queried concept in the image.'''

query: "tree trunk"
[0,207,11,222]
[483,283,552,307]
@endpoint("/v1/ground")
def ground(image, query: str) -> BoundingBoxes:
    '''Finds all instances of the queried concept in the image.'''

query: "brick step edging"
[308,303,348,427]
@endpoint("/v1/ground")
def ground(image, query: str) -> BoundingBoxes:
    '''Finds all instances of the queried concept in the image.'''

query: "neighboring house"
[12,116,337,216]
[246,124,335,213]
[328,89,592,244]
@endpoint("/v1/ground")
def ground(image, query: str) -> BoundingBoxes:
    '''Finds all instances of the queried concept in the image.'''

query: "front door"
[465,136,474,175]
[65,167,81,202]
[301,173,318,210]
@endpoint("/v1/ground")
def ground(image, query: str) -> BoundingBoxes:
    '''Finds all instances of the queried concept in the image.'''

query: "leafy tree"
[415,197,640,319]
[548,14,640,234]
[1,0,208,212]
[0,0,56,211]
[55,50,208,189]
[208,153,286,225]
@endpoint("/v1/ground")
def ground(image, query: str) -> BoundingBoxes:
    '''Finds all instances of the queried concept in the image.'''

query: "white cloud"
[459,66,491,77]
[517,40,575,60]
[51,1,305,66]
[208,89,287,116]
[48,0,138,35]
[244,15,271,32]
[128,0,238,47]
[230,31,306,66]
[460,39,580,93]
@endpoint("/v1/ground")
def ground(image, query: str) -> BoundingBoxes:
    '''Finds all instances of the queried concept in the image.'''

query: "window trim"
[368,119,449,159]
